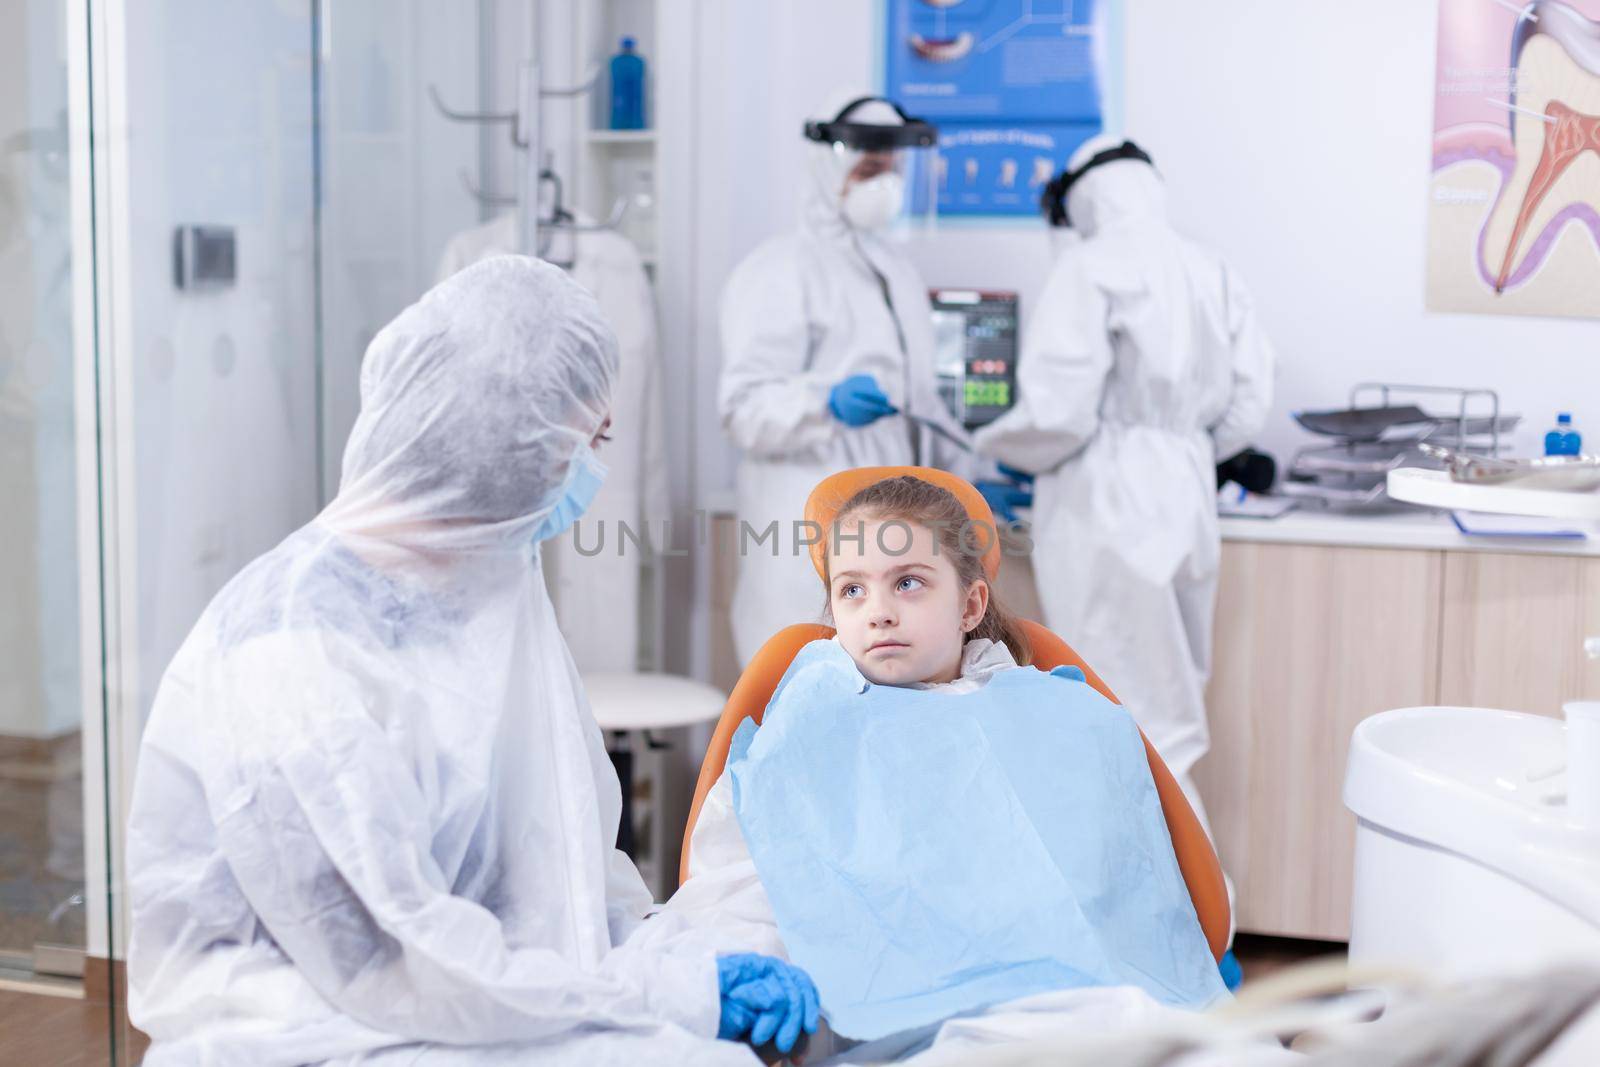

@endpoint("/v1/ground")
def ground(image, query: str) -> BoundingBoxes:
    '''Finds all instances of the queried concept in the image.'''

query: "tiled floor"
[0,984,148,1066]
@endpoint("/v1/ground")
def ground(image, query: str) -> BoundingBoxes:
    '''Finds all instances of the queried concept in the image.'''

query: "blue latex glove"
[1219,949,1243,991]
[996,463,1036,487]
[716,953,821,1054]
[975,479,1034,524]
[828,374,897,427]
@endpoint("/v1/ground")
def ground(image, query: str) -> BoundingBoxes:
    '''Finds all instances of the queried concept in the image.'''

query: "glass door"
[93,3,488,1063]
[0,0,92,994]
[0,4,509,1061]
[0,0,127,1062]
[76,1,325,1062]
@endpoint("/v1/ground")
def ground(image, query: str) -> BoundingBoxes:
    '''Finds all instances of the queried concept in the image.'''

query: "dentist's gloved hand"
[716,953,821,1055]
[828,374,897,427]
[996,463,1036,487]
[975,480,1034,524]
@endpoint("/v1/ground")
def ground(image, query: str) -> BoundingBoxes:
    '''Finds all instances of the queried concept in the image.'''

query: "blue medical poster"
[930,122,1098,216]
[884,0,1118,217]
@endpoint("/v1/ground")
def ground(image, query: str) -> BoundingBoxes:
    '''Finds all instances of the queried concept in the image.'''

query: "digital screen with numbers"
[929,289,1018,430]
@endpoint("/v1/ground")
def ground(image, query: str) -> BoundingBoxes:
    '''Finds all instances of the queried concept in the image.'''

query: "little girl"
[666,474,1226,1053]
[684,475,1034,887]
[819,473,1031,691]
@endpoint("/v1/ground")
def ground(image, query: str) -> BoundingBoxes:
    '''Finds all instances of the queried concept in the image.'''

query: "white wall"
[686,0,1600,506]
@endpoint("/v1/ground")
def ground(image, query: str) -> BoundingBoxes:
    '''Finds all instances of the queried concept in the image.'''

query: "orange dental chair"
[679,466,1231,961]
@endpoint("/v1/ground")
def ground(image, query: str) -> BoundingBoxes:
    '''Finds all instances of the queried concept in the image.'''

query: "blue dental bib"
[728,639,1226,1040]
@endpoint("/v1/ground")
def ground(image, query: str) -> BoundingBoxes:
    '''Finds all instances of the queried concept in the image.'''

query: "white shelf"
[1388,468,1600,520]
[586,128,656,145]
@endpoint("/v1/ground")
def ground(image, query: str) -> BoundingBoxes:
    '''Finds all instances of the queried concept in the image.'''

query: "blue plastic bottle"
[609,37,646,130]
[1545,413,1582,457]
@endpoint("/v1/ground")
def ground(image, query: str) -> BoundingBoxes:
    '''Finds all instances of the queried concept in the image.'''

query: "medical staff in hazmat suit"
[124,256,813,1065]
[975,137,1276,838]
[718,92,979,667]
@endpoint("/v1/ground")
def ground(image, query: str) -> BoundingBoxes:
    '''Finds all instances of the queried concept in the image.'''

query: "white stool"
[584,671,728,733]
[583,671,726,900]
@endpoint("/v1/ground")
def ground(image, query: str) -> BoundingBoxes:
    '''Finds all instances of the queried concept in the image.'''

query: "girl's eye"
[841,583,864,599]
[597,433,614,443]
[896,576,924,593]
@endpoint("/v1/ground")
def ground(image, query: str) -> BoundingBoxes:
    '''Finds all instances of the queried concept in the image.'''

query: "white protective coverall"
[437,217,669,673]
[125,256,756,1066]
[974,138,1275,831]
[718,96,977,668]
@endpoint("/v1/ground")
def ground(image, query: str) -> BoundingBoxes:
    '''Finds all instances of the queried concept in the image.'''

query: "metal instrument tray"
[1418,444,1600,493]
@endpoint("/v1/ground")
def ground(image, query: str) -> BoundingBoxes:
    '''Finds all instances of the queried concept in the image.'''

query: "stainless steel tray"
[1279,478,1393,509]
[1293,405,1431,441]
[1418,444,1600,492]
[1292,443,1433,477]
[1386,415,1522,446]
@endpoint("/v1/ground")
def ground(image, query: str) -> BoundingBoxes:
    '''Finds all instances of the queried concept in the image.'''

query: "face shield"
[804,96,941,233]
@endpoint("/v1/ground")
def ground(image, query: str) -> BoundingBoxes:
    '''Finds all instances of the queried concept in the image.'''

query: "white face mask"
[841,172,905,231]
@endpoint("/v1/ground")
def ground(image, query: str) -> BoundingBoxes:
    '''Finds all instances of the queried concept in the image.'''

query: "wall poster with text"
[884,0,1120,218]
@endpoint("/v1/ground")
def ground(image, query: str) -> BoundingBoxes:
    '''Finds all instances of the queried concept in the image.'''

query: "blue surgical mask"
[532,445,608,544]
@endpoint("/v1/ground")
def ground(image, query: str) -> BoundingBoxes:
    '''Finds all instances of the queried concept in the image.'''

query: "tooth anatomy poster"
[883,0,1120,217]
[1429,0,1600,319]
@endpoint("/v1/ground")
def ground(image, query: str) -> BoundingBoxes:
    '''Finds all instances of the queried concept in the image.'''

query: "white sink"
[1344,706,1600,1065]
[1352,704,1570,814]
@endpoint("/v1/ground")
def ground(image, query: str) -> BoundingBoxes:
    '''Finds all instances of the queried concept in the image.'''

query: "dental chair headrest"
[803,466,1003,585]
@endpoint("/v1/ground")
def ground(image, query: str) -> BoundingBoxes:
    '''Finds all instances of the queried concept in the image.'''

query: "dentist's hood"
[323,254,618,550]
[1061,133,1170,240]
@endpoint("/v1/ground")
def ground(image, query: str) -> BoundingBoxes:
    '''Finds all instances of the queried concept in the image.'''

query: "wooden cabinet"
[1437,552,1600,714]
[1200,542,1600,943]
[1196,543,1442,941]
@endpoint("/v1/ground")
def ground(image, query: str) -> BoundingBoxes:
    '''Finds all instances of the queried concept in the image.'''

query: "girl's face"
[828,519,988,686]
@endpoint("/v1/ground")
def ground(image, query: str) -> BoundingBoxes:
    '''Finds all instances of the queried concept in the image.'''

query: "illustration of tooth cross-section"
[1482,0,1600,294]
[1493,101,1600,291]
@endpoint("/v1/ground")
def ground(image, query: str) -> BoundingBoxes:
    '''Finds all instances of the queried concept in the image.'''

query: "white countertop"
[705,491,1600,558]
[1218,506,1600,557]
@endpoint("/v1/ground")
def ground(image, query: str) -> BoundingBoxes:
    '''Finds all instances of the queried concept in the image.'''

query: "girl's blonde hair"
[822,475,1033,666]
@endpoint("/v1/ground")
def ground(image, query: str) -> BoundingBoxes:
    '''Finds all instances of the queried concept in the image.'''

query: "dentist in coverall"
[124,256,815,1065]
[975,136,1276,842]
[718,91,986,667]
